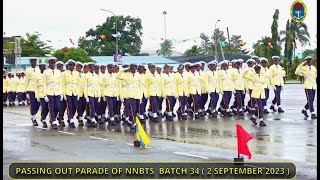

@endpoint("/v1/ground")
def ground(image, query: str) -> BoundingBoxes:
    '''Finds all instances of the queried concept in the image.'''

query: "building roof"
[16,56,178,66]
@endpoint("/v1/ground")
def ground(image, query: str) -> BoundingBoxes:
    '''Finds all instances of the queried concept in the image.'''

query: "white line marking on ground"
[173,152,209,159]
[127,143,151,148]
[35,126,47,130]
[58,131,75,135]
[16,124,32,126]
[127,143,134,146]
[89,136,109,141]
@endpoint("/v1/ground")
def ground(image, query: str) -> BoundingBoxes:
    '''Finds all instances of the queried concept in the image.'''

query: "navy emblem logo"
[290,0,307,22]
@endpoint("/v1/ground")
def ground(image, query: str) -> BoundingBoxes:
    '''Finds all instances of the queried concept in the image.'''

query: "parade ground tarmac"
[3,84,317,179]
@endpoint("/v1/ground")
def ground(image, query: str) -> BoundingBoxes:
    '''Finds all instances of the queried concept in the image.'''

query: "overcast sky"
[3,0,317,54]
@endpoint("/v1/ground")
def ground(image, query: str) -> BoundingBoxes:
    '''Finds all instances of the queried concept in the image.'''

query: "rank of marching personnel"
[2,55,317,129]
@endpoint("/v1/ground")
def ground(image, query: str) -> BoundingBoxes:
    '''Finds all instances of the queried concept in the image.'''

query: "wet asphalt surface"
[3,84,317,179]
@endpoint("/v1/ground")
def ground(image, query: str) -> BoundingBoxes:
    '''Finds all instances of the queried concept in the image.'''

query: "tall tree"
[229,35,248,55]
[158,39,173,57]
[21,33,52,57]
[78,15,143,56]
[184,45,203,56]
[252,36,273,60]
[200,33,211,55]
[271,9,281,56]
[52,47,96,63]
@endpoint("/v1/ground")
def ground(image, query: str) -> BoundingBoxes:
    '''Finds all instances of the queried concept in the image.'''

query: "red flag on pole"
[236,124,253,159]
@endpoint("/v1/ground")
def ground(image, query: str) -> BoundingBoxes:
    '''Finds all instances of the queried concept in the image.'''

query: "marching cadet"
[187,63,201,119]
[7,73,17,106]
[43,57,63,129]
[21,72,27,105]
[260,57,271,114]
[62,60,80,128]
[161,64,176,121]
[115,64,123,122]
[231,59,245,116]
[101,63,118,126]
[295,56,317,119]
[137,65,148,122]
[16,72,25,106]
[83,63,91,121]
[3,70,8,106]
[156,66,164,117]
[174,64,189,120]
[248,65,267,126]
[25,58,41,126]
[242,59,256,114]
[56,61,67,126]
[145,63,162,122]
[251,55,259,64]
[218,60,234,116]
[184,62,191,72]
[269,56,285,113]
[99,64,108,124]
[83,62,100,127]
[118,64,130,123]
[117,63,140,128]
[93,64,102,123]
[76,62,85,126]
[35,63,49,128]
[199,62,209,117]
[206,61,220,117]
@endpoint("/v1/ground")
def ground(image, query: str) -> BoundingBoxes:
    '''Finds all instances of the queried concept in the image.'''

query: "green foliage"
[52,47,96,63]
[253,36,273,60]
[184,45,203,56]
[271,9,281,56]
[21,33,52,57]
[3,40,15,55]
[78,15,143,56]
[158,39,173,57]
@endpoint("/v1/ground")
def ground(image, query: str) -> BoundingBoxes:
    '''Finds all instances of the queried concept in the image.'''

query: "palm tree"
[184,45,203,56]
[280,19,310,63]
[253,36,273,60]
[158,39,173,57]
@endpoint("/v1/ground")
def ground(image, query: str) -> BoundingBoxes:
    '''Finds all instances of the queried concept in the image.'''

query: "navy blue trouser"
[272,85,282,106]
[58,100,66,121]
[247,89,253,108]
[263,88,269,107]
[233,90,244,110]
[149,96,159,114]
[305,89,316,113]
[187,96,192,110]
[3,93,7,103]
[40,98,49,121]
[101,99,107,116]
[22,93,26,101]
[28,91,40,116]
[88,97,98,118]
[139,95,148,115]
[200,93,208,110]
[252,98,264,119]
[178,96,187,114]
[9,92,15,103]
[66,95,78,120]
[221,91,232,110]
[125,98,137,122]
[190,94,200,113]
[95,100,101,117]
[116,100,122,117]
[106,96,117,118]
[77,97,86,117]
[158,97,163,112]
[48,95,60,121]
[209,92,219,110]
[17,92,23,103]
[165,96,175,112]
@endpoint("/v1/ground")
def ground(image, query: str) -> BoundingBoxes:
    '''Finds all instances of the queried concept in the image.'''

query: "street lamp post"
[214,19,220,61]
[100,9,118,55]
[163,11,167,40]
[13,36,22,71]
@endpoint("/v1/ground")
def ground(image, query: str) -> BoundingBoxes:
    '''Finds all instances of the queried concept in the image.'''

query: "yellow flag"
[135,117,150,147]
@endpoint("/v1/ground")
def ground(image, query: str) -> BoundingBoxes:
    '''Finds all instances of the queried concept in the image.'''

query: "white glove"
[220,91,224,95]
[281,86,283,91]
[26,94,30,99]
[97,97,101,103]
[272,86,276,90]
[64,95,67,101]
[37,98,40,102]
[103,97,107,101]
[86,97,89,103]
[77,96,80,101]
[116,97,119,101]
[44,96,49,102]
[60,96,64,101]
[120,98,124,103]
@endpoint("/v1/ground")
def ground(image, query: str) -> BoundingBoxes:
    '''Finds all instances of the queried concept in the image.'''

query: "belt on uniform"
[254,83,264,87]
[178,83,186,87]
[190,82,199,86]
[47,83,58,87]
[165,84,173,88]
[306,77,316,82]
[129,85,139,88]
[106,84,116,88]
[88,84,97,88]
[209,80,216,84]
[274,74,283,78]
[38,86,43,90]
[29,80,35,83]
[150,85,159,88]
[122,85,129,88]
[66,84,77,87]
[235,80,243,83]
